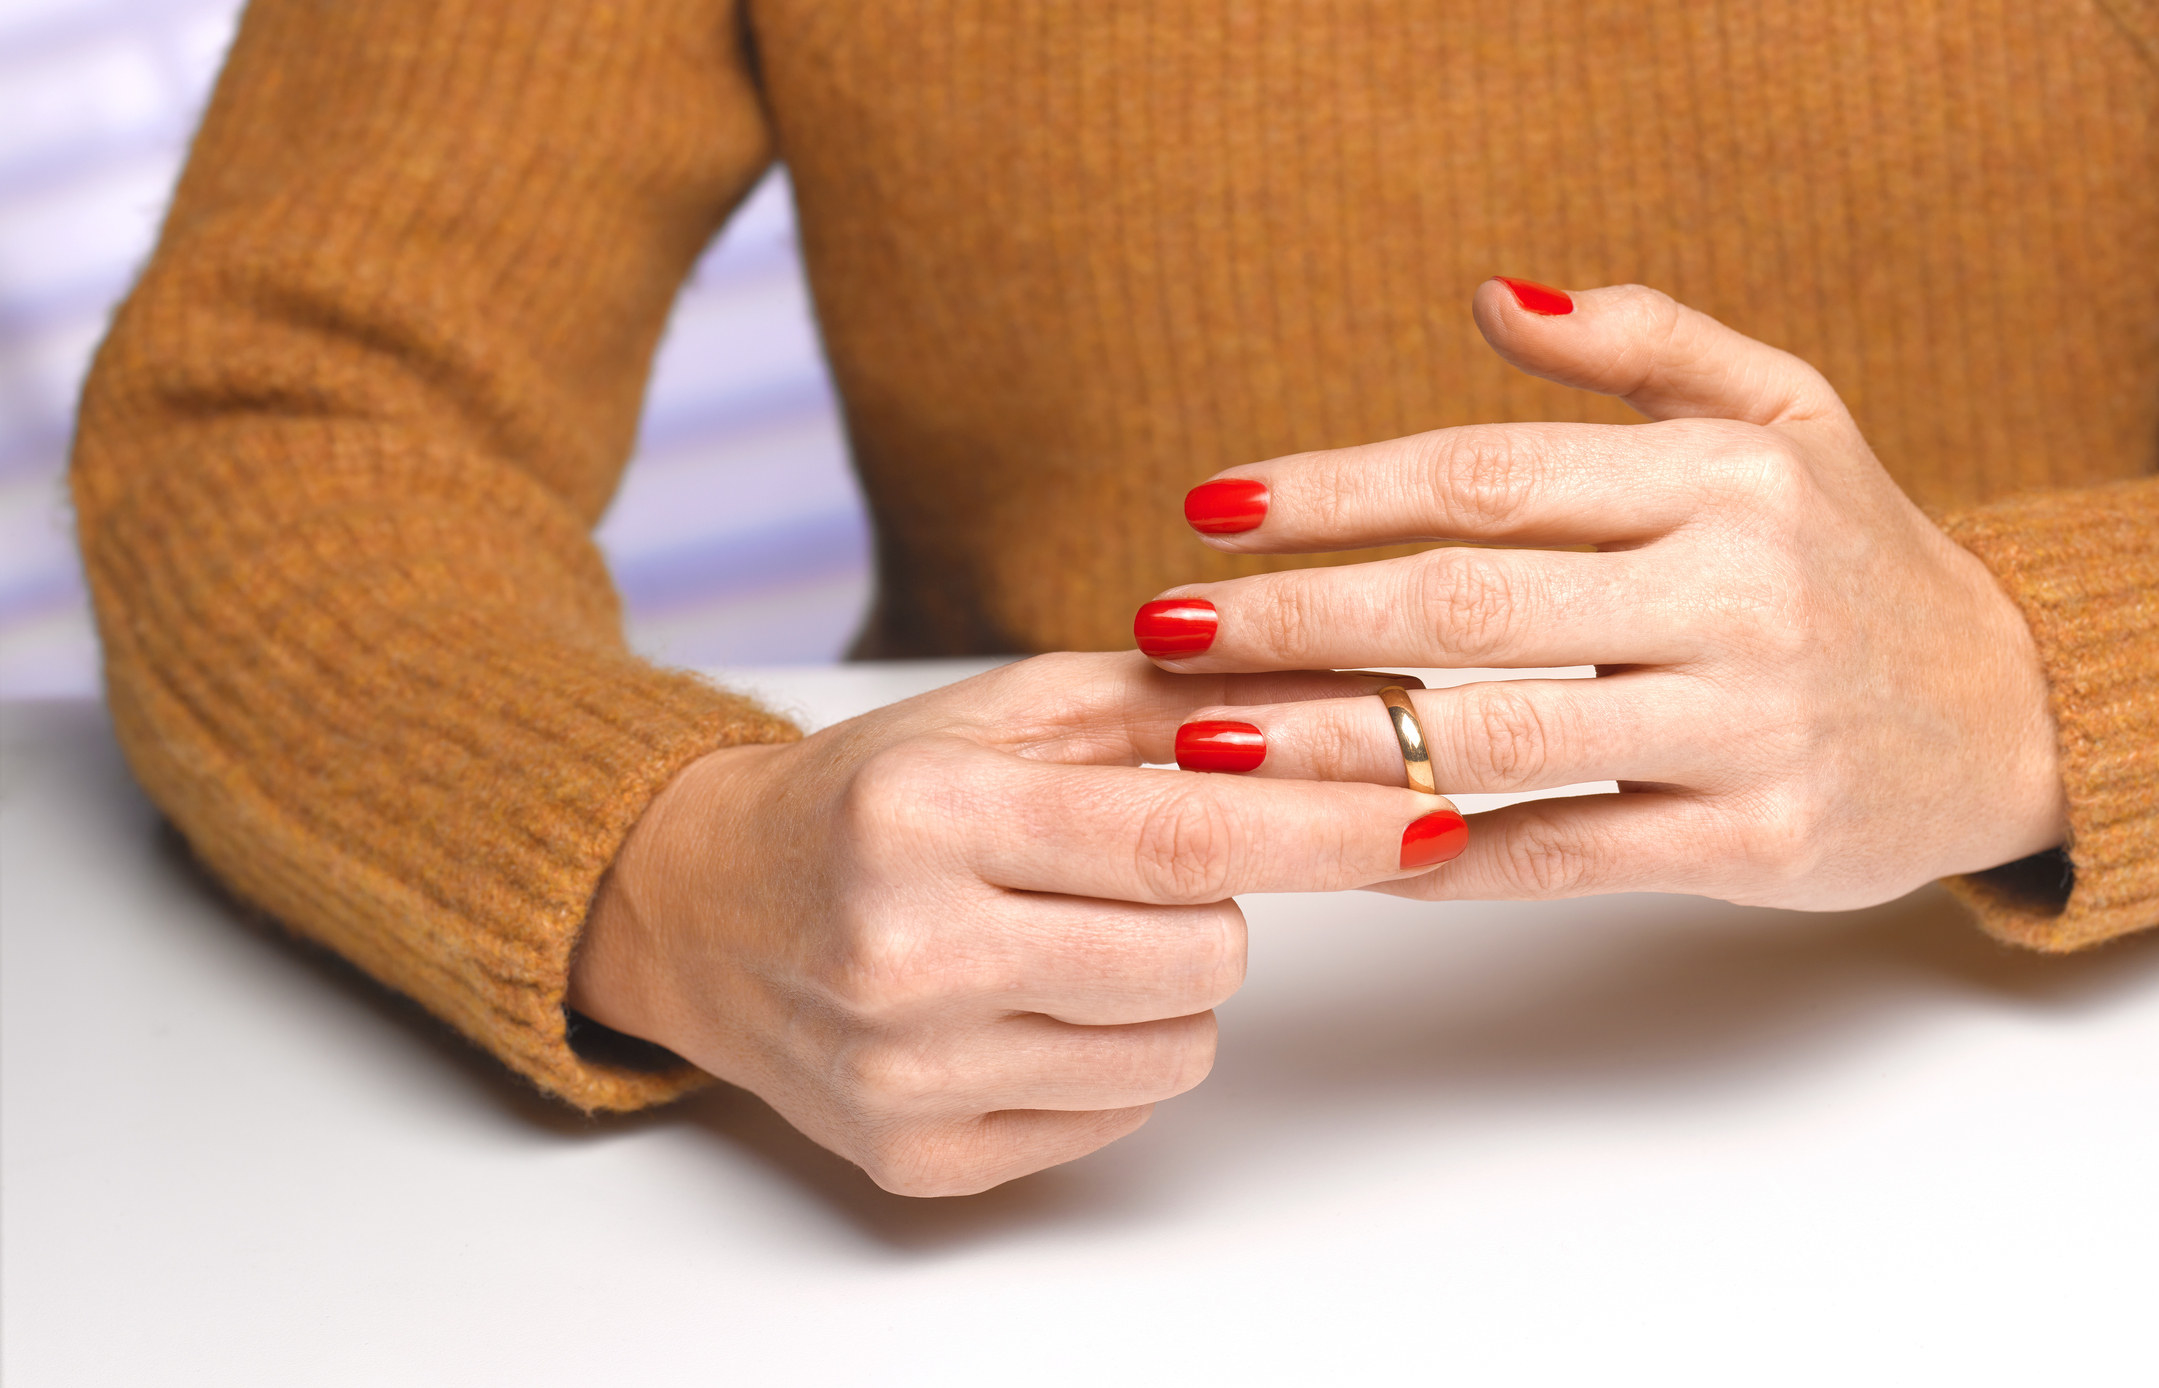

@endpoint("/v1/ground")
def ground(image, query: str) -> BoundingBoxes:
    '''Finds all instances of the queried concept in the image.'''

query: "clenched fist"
[570,655,1465,1196]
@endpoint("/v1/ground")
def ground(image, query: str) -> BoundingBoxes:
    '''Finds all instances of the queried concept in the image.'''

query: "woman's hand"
[1143,280,2067,910]
[569,654,1463,1196]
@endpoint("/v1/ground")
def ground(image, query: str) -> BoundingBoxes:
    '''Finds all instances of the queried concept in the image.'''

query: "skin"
[1160,282,2068,908]
[576,280,2066,1196]
[570,657,1456,1197]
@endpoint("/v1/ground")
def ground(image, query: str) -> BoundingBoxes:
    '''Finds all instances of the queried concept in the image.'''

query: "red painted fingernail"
[1400,810,1470,869]
[1176,720,1266,773]
[1493,276,1574,316]
[1134,598,1218,658]
[1184,478,1270,535]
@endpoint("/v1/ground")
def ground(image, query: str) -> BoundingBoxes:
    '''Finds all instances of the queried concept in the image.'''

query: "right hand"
[569,652,1463,1196]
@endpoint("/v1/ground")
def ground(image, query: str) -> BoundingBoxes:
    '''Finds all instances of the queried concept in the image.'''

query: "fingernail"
[1494,276,1574,316]
[1400,809,1469,869]
[1134,598,1218,658]
[1176,720,1266,773]
[1184,478,1270,535]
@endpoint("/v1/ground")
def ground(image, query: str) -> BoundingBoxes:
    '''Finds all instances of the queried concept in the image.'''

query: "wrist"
[568,741,783,1052]
[1951,541,2069,865]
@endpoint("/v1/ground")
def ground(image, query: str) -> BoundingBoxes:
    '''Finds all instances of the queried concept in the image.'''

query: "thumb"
[1471,279,1849,428]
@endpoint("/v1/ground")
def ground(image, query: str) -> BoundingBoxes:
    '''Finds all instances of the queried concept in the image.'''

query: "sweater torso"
[742,0,2159,653]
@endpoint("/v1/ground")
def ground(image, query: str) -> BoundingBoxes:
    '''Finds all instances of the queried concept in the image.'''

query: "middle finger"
[979,891,1251,1026]
[1137,546,1690,672]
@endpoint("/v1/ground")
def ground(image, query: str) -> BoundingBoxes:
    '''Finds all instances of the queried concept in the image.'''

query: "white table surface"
[6,661,2157,1386]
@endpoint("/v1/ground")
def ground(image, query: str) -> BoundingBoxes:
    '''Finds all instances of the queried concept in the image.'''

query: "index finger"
[951,746,1467,904]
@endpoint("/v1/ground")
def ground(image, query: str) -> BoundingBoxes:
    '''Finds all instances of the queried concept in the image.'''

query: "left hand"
[1138,280,2068,910]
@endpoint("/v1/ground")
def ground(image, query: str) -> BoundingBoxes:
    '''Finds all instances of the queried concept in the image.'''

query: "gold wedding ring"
[1377,686,1439,795]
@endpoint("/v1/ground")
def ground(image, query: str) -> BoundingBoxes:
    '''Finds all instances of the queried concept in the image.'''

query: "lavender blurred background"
[0,0,871,698]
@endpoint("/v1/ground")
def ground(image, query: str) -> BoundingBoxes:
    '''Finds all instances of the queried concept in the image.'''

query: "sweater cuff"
[106,627,799,1111]
[1936,481,2159,951]
[85,452,802,1111]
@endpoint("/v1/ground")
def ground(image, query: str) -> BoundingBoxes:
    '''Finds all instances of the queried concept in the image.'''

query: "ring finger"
[1175,673,1716,796]
[864,1011,1221,1118]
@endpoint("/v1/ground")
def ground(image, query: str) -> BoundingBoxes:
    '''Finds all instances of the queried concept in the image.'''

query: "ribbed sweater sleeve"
[1939,480,2159,950]
[69,0,794,1110]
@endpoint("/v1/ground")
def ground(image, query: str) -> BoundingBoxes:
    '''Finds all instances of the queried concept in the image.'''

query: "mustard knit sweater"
[72,0,2159,1109]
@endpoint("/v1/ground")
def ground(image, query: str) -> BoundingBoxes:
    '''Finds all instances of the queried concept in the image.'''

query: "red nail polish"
[1184,479,1270,535]
[1134,598,1218,658]
[1176,720,1266,773]
[1400,810,1469,869]
[1494,276,1574,316]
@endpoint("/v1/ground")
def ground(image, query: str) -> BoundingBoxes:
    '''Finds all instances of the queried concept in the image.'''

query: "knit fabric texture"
[72,0,2159,1107]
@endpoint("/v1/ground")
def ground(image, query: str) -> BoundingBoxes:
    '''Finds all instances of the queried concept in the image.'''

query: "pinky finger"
[1374,792,1739,901]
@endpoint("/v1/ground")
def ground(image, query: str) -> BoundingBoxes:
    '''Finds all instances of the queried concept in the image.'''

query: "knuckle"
[1458,684,1555,789]
[996,652,1104,724]
[816,894,985,1021]
[1740,786,1825,884]
[856,1128,990,1198]
[1104,902,1248,1014]
[1242,575,1323,657]
[1433,427,1539,534]
[1306,722,1369,781]
[819,924,937,1020]
[1717,548,1815,663]
[843,740,951,839]
[1496,804,1600,896]
[1606,285,1688,393]
[833,1038,949,1115]
[864,1163,948,1198]
[1633,283,1685,338]
[1417,550,1519,662]
[1193,905,1250,1002]
[1163,1016,1221,1095]
[1160,903,1249,1011]
[1114,1018,1221,1102]
[1301,456,1361,535]
[840,739,989,881]
[1012,650,1095,685]
[1701,425,1811,518]
[1131,786,1240,903]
